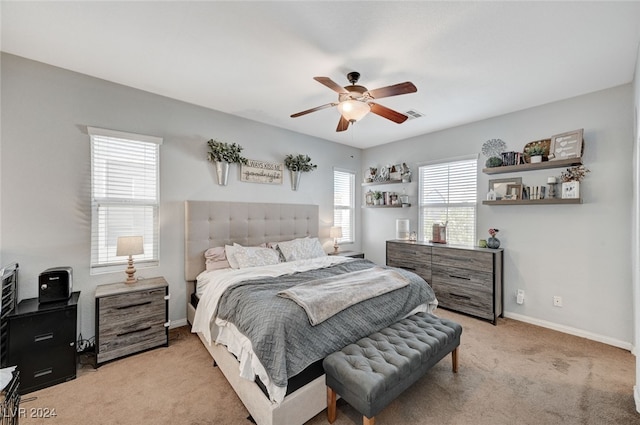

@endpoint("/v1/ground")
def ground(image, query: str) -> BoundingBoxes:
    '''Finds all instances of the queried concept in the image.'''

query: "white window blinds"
[333,169,355,243]
[418,157,477,246]
[89,127,162,272]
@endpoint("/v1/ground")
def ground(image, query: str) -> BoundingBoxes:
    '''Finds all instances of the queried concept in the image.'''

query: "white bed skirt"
[188,303,328,425]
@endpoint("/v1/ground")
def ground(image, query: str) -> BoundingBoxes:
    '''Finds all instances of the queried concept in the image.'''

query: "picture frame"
[506,183,523,200]
[488,177,522,200]
[549,129,583,161]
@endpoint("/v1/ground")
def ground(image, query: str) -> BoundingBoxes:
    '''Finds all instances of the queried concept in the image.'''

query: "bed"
[185,201,437,425]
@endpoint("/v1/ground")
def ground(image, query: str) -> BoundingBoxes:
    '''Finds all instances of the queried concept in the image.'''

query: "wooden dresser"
[95,277,169,365]
[386,240,503,324]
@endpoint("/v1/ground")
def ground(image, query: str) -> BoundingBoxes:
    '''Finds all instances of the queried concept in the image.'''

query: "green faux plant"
[525,145,545,157]
[284,154,317,172]
[373,191,383,200]
[207,139,248,164]
[485,156,503,168]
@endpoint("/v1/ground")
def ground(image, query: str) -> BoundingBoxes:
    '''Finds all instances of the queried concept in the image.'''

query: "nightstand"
[8,292,80,394]
[95,277,169,365]
[329,251,365,259]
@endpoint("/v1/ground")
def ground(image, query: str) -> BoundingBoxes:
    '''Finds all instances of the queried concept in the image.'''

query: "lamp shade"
[337,100,370,122]
[116,236,144,256]
[330,226,343,239]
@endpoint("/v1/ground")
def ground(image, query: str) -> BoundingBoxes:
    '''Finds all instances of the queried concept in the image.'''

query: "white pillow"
[276,237,326,261]
[234,245,281,268]
[225,244,241,269]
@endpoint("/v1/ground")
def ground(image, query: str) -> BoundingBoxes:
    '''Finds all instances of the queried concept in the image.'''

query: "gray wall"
[1,53,635,353]
[0,53,361,338]
[363,84,634,348]
[632,41,640,412]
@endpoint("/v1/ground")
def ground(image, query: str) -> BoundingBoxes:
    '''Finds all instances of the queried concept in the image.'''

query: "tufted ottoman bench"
[322,312,462,425]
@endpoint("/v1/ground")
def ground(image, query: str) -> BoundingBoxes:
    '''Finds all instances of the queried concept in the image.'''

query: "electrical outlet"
[553,296,563,307]
[516,290,525,305]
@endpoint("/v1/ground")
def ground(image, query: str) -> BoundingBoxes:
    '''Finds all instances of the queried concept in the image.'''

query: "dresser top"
[95,276,168,298]
[387,239,504,252]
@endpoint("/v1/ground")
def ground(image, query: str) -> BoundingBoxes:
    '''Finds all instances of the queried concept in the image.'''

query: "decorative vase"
[290,170,301,190]
[487,237,500,249]
[215,161,230,186]
[530,155,542,163]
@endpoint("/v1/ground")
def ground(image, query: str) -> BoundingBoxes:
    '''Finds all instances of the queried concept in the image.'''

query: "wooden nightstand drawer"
[95,277,169,365]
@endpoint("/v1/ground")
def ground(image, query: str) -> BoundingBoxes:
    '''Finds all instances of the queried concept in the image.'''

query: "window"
[89,127,162,273]
[418,156,477,245]
[333,168,355,244]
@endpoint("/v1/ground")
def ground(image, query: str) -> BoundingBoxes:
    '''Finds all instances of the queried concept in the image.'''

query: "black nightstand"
[8,292,80,394]
[329,251,365,259]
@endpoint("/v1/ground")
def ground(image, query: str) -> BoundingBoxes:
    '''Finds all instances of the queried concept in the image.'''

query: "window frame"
[417,155,478,245]
[88,127,162,274]
[333,167,356,244]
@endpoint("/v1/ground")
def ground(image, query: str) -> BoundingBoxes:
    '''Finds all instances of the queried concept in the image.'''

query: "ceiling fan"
[290,72,417,132]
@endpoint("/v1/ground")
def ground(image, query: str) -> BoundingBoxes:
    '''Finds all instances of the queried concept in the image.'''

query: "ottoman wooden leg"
[452,346,459,373]
[363,416,376,425]
[327,387,337,423]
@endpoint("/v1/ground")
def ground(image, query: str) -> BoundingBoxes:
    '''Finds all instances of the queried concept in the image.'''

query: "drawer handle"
[449,274,471,281]
[34,367,53,378]
[449,292,472,300]
[117,326,151,337]
[34,333,54,343]
[400,266,416,271]
[117,301,152,310]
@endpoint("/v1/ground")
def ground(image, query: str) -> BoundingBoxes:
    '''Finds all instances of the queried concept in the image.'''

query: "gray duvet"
[215,259,436,388]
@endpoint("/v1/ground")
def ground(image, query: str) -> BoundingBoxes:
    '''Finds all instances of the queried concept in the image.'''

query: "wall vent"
[404,109,424,120]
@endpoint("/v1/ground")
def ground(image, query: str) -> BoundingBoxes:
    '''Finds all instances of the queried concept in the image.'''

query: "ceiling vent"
[404,109,424,120]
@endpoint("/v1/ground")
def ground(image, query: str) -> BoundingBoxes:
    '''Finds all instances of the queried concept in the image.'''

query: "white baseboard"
[170,318,188,329]
[503,312,633,351]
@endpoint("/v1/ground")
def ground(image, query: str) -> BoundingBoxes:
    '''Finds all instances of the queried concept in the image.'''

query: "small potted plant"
[525,145,546,163]
[560,165,590,199]
[284,154,317,190]
[207,139,248,186]
[373,191,383,205]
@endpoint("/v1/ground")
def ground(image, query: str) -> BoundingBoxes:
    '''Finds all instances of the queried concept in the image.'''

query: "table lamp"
[116,236,144,283]
[330,226,343,254]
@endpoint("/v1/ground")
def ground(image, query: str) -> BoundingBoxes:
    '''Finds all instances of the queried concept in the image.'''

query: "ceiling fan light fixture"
[337,100,370,122]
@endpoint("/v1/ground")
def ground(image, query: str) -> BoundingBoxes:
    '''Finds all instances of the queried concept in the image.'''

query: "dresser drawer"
[14,344,77,393]
[97,321,167,363]
[431,280,493,320]
[432,247,494,273]
[98,288,166,326]
[386,241,432,281]
[431,265,494,290]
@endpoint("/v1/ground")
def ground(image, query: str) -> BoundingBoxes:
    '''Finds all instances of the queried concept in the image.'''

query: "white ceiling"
[2,1,640,149]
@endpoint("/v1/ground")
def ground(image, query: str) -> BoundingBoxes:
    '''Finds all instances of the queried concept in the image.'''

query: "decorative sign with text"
[240,159,283,184]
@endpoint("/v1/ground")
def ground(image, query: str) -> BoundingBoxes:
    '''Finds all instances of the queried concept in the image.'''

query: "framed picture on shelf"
[488,177,522,200]
[549,129,583,161]
[506,184,523,200]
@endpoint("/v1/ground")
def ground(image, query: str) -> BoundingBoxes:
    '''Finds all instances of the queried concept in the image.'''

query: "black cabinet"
[7,292,79,394]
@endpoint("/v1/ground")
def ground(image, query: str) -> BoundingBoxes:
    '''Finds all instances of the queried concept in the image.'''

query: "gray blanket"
[215,259,436,389]
[277,266,409,325]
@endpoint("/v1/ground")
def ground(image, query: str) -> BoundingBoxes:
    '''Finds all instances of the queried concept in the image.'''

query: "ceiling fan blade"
[366,82,417,99]
[314,77,350,94]
[336,116,350,132]
[369,103,409,124]
[290,103,337,118]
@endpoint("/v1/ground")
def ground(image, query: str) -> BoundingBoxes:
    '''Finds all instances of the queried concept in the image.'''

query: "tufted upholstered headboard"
[184,201,319,281]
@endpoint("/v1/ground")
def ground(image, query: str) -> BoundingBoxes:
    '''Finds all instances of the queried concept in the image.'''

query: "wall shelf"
[482,198,581,206]
[363,204,411,208]
[362,179,407,186]
[482,157,582,175]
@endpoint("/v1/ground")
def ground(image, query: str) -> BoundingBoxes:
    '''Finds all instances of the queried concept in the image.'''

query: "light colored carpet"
[18,309,639,425]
